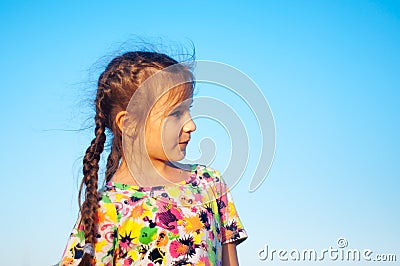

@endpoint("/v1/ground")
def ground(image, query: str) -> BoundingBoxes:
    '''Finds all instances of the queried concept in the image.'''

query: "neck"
[111,157,192,186]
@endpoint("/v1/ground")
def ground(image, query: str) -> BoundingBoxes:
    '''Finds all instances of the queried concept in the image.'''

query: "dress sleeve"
[60,193,119,266]
[214,170,248,245]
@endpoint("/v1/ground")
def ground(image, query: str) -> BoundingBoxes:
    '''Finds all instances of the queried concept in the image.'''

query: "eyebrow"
[173,99,193,110]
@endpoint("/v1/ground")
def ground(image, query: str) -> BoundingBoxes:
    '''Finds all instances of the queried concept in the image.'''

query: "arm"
[212,169,248,265]
[222,243,239,266]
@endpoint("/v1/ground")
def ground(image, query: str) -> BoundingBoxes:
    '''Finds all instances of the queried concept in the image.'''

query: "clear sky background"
[0,1,399,265]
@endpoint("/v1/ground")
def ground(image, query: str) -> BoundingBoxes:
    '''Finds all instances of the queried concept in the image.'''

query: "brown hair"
[78,51,194,265]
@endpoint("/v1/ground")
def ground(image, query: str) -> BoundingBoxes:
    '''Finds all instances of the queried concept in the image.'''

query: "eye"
[169,104,193,118]
[170,110,182,118]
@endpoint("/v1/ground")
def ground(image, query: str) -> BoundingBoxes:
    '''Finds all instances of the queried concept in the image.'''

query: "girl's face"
[144,93,196,163]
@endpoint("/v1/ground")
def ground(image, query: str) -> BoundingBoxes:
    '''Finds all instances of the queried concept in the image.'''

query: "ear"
[115,111,127,132]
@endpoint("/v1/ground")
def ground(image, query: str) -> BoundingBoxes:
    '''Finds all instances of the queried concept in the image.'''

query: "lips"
[179,138,190,144]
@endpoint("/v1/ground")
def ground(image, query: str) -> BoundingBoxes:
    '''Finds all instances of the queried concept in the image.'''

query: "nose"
[182,116,196,133]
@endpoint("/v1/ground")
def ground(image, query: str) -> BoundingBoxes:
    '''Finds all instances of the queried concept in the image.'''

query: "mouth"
[179,139,190,145]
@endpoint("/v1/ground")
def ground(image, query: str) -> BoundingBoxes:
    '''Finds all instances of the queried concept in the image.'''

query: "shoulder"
[95,187,121,223]
[194,164,222,179]
[97,184,136,206]
[193,164,228,193]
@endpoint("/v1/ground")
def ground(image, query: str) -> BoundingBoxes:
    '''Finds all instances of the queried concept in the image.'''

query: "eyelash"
[170,111,182,117]
[170,105,193,118]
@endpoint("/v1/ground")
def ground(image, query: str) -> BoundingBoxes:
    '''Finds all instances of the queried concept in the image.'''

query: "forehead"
[153,83,193,111]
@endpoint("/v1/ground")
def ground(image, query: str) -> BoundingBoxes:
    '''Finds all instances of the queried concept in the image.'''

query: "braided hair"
[77,51,193,265]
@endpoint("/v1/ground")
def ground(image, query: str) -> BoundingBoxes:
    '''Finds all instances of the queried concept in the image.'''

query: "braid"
[105,136,122,182]
[78,89,107,266]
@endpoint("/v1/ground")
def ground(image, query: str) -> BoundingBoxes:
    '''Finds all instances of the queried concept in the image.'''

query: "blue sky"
[0,1,399,265]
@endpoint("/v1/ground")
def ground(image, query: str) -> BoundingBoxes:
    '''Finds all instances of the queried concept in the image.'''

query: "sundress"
[60,164,247,266]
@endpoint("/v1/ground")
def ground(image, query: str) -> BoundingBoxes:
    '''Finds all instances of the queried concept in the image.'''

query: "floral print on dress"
[60,164,247,266]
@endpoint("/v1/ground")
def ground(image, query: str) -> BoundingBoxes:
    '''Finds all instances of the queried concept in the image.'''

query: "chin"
[176,154,186,162]
[168,151,186,162]
[164,145,188,161]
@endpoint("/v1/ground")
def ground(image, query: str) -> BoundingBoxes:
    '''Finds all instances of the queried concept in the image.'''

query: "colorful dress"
[60,164,247,266]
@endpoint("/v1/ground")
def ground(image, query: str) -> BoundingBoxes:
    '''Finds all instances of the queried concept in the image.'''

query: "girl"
[60,51,247,266]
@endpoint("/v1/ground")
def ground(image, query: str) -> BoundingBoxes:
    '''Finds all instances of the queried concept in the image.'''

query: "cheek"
[161,120,182,143]
[144,122,163,148]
